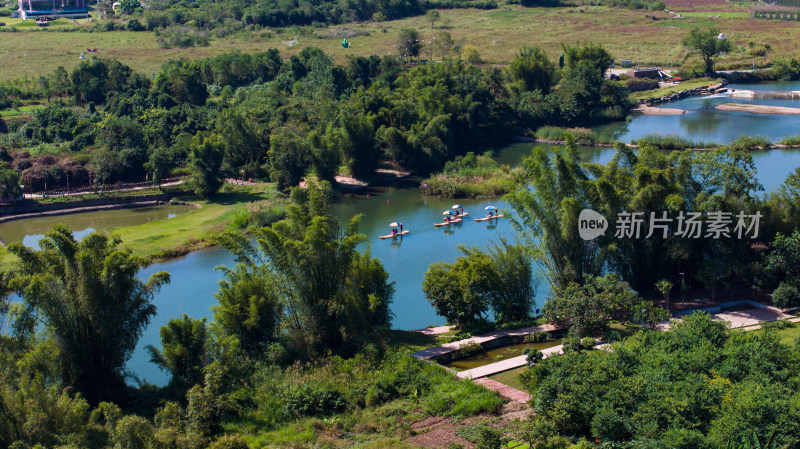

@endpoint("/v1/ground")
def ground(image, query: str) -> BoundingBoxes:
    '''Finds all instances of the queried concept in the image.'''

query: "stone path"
[412,324,556,360]
[457,344,564,379]
[474,378,531,403]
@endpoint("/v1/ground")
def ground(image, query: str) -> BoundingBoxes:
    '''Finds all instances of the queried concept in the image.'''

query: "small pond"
[445,339,562,371]
[0,204,195,249]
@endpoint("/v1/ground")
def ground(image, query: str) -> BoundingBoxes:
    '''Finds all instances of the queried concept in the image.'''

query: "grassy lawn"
[774,324,800,346]
[0,104,45,119]
[1,4,799,81]
[488,366,527,391]
[631,77,719,100]
[110,183,285,260]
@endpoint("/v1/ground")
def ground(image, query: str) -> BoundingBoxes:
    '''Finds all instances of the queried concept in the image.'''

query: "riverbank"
[716,103,800,115]
[0,182,287,270]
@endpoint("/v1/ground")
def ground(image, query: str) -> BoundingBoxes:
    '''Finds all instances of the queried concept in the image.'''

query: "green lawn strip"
[109,183,283,261]
[488,366,527,391]
[631,77,719,101]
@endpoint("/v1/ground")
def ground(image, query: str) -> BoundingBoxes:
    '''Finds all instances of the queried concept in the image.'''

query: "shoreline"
[634,105,691,115]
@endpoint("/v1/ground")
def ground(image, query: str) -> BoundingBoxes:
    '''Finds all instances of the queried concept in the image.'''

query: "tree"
[215,182,394,357]
[0,168,22,202]
[562,43,614,78]
[213,262,283,357]
[508,47,557,93]
[423,256,493,328]
[656,279,673,311]
[5,225,170,403]
[189,133,226,198]
[434,31,456,60]
[506,141,600,290]
[145,146,177,186]
[146,315,210,393]
[460,45,484,64]
[683,27,731,74]
[397,29,422,62]
[89,147,123,189]
[462,239,537,323]
[634,300,671,329]
[426,10,440,29]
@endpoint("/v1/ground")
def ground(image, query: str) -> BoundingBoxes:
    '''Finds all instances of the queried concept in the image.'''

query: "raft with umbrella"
[435,210,463,227]
[475,205,503,222]
[451,204,468,217]
[380,222,409,239]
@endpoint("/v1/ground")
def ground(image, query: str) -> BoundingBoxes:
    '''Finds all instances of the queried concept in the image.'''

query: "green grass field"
[110,183,285,260]
[2,4,799,81]
[0,104,44,119]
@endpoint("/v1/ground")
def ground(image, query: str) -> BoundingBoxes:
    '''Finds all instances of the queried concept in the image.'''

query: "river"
[595,80,800,144]
[3,82,800,385]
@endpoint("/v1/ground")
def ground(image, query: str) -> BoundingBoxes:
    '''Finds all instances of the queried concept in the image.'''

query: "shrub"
[208,434,248,449]
[104,20,115,31]
[524,331,552,343]
[524,347,544,364]
[126,18,144,31]
[580,337,596,350]
[773,282,800,309]
[625,77,659,92]
[282,385,347,418]
[454,342,484,359]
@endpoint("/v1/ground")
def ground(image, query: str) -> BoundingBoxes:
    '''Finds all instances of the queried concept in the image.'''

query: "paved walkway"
[23,180,185,199]
[711,306,791,328]
[458,344,564,379]
[474,378,531,403]
[412,324,556,360]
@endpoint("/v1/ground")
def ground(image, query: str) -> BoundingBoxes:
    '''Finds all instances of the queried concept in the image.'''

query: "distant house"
[628,68,663,79]
[18,0,89,19]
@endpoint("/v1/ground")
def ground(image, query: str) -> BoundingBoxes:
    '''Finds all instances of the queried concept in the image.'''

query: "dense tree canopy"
[521,313,800,447]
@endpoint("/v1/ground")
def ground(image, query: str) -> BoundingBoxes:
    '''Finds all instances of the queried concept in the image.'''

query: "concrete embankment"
[716,103,800,115]
[730,89,800,100]
[639,81,728,106]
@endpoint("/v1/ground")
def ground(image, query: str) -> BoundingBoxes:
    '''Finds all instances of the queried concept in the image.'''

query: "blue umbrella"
[451,205,463,209]
[443,210,456,215]
[485,205,498,211]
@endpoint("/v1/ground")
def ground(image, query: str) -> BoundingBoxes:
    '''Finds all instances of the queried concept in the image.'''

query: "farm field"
[2,3,800,81]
